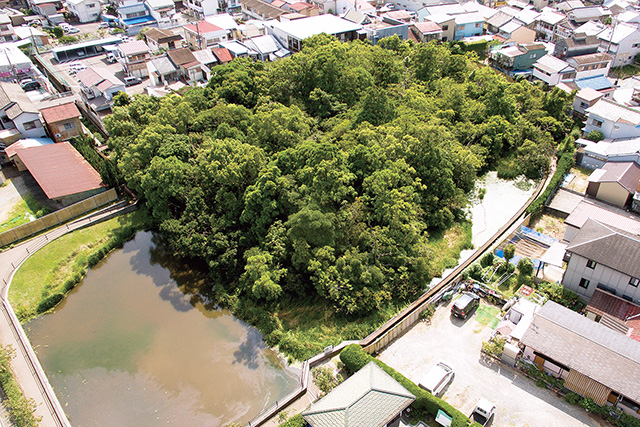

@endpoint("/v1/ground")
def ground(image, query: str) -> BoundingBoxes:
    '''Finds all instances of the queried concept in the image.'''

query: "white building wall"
[583,115,640,139]
[202,0,219,16]
[68,0,100,22]
[13,113,46,138]
[533,67,562,86]
[562,253,640,303]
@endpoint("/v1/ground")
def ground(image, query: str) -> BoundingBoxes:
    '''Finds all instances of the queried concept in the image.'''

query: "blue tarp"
[123,16,155,25]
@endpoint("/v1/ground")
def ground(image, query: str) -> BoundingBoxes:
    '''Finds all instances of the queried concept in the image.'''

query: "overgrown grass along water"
[0,193,46,233]
[9,211,146,322]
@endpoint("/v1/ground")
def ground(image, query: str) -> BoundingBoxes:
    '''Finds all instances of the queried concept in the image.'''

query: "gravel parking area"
[378,299,609,427]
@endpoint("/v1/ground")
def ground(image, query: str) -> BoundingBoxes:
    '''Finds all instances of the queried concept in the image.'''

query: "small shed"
[586,161,640,207]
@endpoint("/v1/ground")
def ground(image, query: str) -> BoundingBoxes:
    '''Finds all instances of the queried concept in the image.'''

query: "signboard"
[435,409,453,427]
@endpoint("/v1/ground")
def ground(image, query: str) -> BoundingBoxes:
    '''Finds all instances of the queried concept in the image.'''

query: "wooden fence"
[0,188,118,247]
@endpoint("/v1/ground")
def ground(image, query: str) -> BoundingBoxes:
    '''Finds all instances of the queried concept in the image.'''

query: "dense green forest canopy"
[105,35,572,316]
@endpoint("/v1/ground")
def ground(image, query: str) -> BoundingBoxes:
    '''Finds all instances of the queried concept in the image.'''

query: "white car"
[419,362,454,397]
[471,399,496,426]
[65,27,80,34]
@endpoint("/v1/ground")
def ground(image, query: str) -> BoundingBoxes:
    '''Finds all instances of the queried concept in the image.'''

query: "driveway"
[377,299,608,427]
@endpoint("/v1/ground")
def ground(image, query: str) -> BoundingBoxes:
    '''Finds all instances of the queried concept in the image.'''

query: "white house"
[598,22,640,67]
[583,98,640,139]
[183,20,228,48]
[565,52,613,79]
[535,7,566,41]
[145,0,176,28]
[265,14,362,52]
[562,219,640,304]
[0,83,45,139]
[532,54,576,85]
[77,66,126,111]
[66,0,101,23]
[185,0,219,18]
[0,14,14,42]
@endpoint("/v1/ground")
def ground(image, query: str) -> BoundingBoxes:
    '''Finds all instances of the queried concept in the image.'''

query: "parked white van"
[419,362,454,397]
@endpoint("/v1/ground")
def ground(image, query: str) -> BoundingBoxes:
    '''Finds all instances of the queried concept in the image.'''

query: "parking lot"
[377,298,609,427]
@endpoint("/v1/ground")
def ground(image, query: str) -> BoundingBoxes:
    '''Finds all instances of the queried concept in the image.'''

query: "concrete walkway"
[0,201,135,427]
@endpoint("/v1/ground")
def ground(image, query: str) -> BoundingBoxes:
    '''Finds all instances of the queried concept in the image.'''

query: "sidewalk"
[0,201,135,427]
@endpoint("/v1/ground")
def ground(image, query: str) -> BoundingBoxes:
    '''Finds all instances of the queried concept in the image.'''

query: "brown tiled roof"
[212,47,233,63]
[39,102,80,124]
[168,47,197,65]
[569,52,613,65]
[414,21,442,34]
[145,27,182,44]
[241,0,285,18]
[588,288,640,321]
[590,161,640,193]
[16,142,104,199]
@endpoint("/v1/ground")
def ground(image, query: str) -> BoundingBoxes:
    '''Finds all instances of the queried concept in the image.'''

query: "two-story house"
[144,27,182,51]
[535,7,566,41]
[183,20,227,48]
[240,0,284,21]
[410,21,443,42]
[39,102,83,142]
[453,12,483,40]
[566,52,613,79]
[554,32,600,58]
[145,0,175,28]
[562,219,640,304]
[583,99,640,139]
[424,14,455,42]
[117,0,156,35]
[66,0,101,23]
[598,22,640,67]
[184,0,218,18]
[489,43,547,76]
[117,40,151,78]
[0,83,45,138]
[532,54,576,86]
[0,13,14,41]
[77,66,126,112]
[266,14,362,52]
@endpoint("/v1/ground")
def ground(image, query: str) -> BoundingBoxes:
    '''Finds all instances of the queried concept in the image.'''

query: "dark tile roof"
[590,161,640,193]
[588,288,640,321]
[567,219,640,278]
[167,47,197,65]
[39,102,80,124]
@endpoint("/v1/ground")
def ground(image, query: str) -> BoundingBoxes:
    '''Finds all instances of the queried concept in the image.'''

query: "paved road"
[0,201,133,427]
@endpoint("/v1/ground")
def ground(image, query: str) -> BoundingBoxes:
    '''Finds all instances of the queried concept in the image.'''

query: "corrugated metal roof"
[521,301,640,402]
[302,361,414,427]
[15,141,104,199]
[39,102,80,124]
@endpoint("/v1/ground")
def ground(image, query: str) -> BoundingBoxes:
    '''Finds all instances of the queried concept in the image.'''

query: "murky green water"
[25,231,299,426]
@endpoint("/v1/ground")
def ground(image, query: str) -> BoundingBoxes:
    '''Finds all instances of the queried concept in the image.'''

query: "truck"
[471,399,495,426]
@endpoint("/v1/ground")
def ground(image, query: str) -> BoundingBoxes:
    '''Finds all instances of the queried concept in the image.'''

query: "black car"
[19,79,41,92]
[451,292,480,319]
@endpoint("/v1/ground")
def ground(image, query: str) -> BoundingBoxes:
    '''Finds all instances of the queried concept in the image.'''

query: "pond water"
[25,231,299,427]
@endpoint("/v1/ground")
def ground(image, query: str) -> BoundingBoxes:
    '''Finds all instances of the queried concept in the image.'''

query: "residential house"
[184,20,227,48]
[211,46,232,63]
[598,22,640,67]
[0,83,44,139]
[570,74,615,98]
[1,137,52,165]
[489,43,547,76]
[167,47,204,82]
[578,136,640,169]
[554,33,600,58]
[583,99,640,140]
[66,0,100,23]
[535,7,566,41]
[146,55,179,86]
[486,10,513,33]
[498,20,536,44]
[586,161,640,207]
[562,219,640,303]
[219,40,251,58]
[453,12,483,40]
[410,21,442,42]
[514,7,540,28]
[39,102,83,142]
[192,48,217,78]
[617,10,640,26]
[556,0,585,12]
[0,13,13,41]
[77,66,126,112]
[204,12,240,38]
[566,52,612,79]
[571,87,604,120]
[144,27,182,51]
[145,0,176,28]
[0,44,31,80]
[15,142,105,206]
[29,0,62,18]
[567,6,610,24]
[586,288,640,341]
[241,34,288,61]
[520,300,640,417]
[185,0,219,18]
[363,20,409,45]
[117,40,151,78]
[533,55,576,86]
[302,361,415,427]
[424,14,455,42]
[117,0,156,35]
[562,198,640,242]
[13,25,49,46]
[240,0,284,20]
[266,14,362,52]
[284,1,318,16]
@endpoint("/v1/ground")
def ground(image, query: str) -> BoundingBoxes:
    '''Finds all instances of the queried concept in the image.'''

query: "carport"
[52,37,122,62]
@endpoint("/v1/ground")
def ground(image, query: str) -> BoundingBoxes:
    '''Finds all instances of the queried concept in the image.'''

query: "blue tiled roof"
[575,74,614,90]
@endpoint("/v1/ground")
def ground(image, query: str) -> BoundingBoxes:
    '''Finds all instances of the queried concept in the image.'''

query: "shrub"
[585,130,604,142]
[481,336,506,357]
[280,414,305,427]
[312,366,343,395]
[0,345,40,427]
[480,252,495,268]
[36,293,64,314]
[564,392,582,405]
[517,257,533,277]
[526,152,575,217]
[58,35,78,44]
[52,26,63,38]
[340,345,472,427]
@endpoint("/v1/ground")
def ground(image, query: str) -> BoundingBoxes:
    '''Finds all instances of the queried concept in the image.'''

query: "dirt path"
[0,177,31,225]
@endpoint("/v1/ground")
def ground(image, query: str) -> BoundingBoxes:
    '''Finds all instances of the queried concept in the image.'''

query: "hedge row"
[0,345,40,427]
[340,344,482,427]
[526,152,575,217]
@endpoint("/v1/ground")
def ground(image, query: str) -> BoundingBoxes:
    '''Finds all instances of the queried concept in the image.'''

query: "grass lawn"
[9,211,145,322]
[475,305,500,328]
[610,64,640,79]
[0,193,44,233]
[426,221,473,278]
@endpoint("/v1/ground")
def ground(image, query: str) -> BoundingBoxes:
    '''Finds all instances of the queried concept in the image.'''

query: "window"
[475,23,481,28]
[580,102,589,109]
[23,120,37,130]
[442,25,448,31]
[87,2,96,6]
[456,25,464,31]
[592,118,603,127]
[579,278,590,289]
[630,277,640,287]
[442,36,447,41]
[633,43,640,48]
[586,259,597,269]
[63,122,75,130]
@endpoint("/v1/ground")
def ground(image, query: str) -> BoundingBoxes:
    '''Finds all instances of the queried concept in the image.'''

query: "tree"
[503,244,516,264]
[312,366,343,395]
[52,26,63,38]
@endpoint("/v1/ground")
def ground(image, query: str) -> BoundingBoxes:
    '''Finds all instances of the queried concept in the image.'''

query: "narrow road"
[0,201,134,427]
